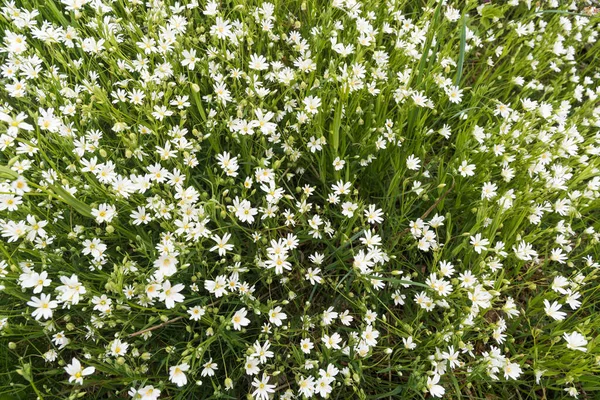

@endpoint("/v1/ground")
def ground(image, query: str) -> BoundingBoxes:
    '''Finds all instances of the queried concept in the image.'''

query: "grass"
[0,0,599,399]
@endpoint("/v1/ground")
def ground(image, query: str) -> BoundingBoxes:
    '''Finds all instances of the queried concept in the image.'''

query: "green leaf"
[413,0,443,88]
[51,185,92,218]
[15,363,32,382]
[331,99,342,153]
[190,83,207,122]
[455,15,467,86]
[367,384,403,399]
[0,165,18,180]
[366,275,429,289]
[480,4,506,29]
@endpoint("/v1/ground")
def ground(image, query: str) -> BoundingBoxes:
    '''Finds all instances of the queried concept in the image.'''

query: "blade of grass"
[455,14,467,86]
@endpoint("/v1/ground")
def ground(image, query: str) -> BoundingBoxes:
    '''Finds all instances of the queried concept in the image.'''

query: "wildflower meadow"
[0,0,599,398]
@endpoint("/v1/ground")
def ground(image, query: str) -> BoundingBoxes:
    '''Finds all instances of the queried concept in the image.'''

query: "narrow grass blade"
[455,14,467,86]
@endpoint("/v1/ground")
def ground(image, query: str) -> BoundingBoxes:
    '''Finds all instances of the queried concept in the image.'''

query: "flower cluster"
[0,0,599,399]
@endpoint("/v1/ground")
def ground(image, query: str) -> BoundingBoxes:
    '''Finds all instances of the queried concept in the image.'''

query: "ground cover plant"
[0,0,599,398]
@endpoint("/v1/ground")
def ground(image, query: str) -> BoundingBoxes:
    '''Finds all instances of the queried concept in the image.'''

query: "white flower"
[92,294,112,314]
[2,220,28,242]
[159,281,185,309]
[392,290,406,306]
[268,306,287,326]
[201,358,218,377]
[203,0,218,15]
[0,112,33,135]
[130,206,152,225]
[406,154,421,170]
[458,160,475,177]
[110,339,129,357]
[315,376,333,397]
[65,358,95,385]
[151,105,173,121]
[446,85,463,103]
[563,331,587,352]
[204,275,228,298]
[415,291,434,311]
[56,274,86,305]
[300,338,314,354]
[214,82,232,105]
[361,325,379,347]
[210,233,234,256]
[82,238,107,259]
[513,240,538,261]
[91,203,117,224]
[27,293,57,320]
[130,385,161,400]
[565,386,579,398]
[52,331,70,349]
[442,345,460,369]
[481,182,498,200]
[253,109,277,135]
[245,357,260,375]
[468,285,493,310]
[249,53,269,71]
[551,276,570,294]
[544,299,566,321]
[298,375,316,398]
[169,363,190,387]
[43,349,58,363]
[494,102,513,119]
[251,374,276,400]
[153,253,179,278]
[188,306,206,321]
[470,233,489,254]
[341,201,358,218]
[216,152,239,177]
[445,6,460,22]
[305,267,323,285]
[364,204,384,224]
[502,297,520,319]
[210,17,232,40]
[331,180,351,196]
[230,197,258,224]
[303,95,322,114]
[429,213,445,228]
[565,291,582,310]
[503,360,522,380]
[426,374,445,397]
[322,332,342,349]
[307,136,324,152]
[534,369,546,385]
[21,270,51,294]
[232,307,250,330]
[332,156,345,170]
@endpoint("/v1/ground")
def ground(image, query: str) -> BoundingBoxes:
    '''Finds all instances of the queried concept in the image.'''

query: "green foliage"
[0,0,599,399]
